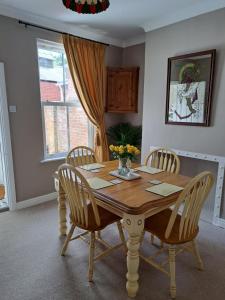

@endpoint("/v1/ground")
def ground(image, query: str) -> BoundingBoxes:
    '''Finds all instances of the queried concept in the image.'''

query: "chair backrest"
[165,171,214,241]
[66,146,97,167]
[58,164,100,228]
[145,148,180,174]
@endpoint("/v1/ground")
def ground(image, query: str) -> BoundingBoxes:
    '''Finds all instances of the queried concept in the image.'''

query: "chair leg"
[192,240,204,270]
[151,234,154,244]
[117,221,127,251]
[96,231,101,239]
[61,224,75,256]
[88,232,95,282]
[151,234,164,248]
[169,245,176,299]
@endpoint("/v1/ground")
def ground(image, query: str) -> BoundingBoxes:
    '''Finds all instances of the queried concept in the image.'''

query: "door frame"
[0,63,16,210]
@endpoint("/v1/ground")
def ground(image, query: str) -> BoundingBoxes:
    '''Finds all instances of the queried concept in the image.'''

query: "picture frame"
[165,49,216,126]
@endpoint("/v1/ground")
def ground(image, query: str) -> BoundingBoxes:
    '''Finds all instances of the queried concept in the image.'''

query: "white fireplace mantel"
[149,146,225,229]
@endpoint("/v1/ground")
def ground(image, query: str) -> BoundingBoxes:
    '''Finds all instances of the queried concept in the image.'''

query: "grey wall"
[0,16,61,203]
[105,43,145,129]
[122,43,145,126]
[142,8,225,219]
[105,45,125,129]
[0,15,125,203]
[105,43,145,153]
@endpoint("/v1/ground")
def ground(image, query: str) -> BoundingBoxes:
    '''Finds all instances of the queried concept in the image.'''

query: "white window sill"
[40,157,66,164]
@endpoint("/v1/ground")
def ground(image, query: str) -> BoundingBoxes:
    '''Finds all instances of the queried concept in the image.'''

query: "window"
[37,40,94,159]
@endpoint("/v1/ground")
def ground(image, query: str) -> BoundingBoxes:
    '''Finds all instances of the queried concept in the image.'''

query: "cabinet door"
[106,67,139,113]
[106,70,120,111]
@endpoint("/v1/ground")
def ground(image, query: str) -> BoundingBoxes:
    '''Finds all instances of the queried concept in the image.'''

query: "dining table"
[54,160,190,298]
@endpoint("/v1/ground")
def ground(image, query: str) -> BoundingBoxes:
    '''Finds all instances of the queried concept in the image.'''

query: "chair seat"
[71,203,121,232]
[145,209,199,244]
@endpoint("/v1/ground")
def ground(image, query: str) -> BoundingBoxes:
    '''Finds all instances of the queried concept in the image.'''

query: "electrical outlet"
[9,105,17,113]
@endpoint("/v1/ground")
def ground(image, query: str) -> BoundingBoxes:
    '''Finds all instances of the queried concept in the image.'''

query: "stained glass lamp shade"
[62,0,110,14]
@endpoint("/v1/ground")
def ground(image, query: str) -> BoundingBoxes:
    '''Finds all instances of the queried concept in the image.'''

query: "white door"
[0,63,16,210]
[0,141,7,209]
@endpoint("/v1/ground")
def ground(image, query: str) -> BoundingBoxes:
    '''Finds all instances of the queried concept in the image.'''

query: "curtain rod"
[18,20,110,47]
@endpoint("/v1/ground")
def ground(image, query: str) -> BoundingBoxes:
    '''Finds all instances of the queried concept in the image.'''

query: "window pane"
[56,106,69,153]
[37,40,94,159]
[38,48,64,103]
[43,106,56,155]
[68,106,89,148]
[43,105,69,155]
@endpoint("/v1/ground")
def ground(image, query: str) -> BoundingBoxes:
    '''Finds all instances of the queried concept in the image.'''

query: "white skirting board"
[213,217,225,229]
[149,146,225,229]
[16,192,57,210]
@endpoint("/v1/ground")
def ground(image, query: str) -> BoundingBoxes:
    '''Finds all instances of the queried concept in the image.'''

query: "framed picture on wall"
[165,49,216,126]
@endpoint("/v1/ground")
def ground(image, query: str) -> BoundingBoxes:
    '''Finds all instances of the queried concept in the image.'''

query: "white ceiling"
[0,0,225,47]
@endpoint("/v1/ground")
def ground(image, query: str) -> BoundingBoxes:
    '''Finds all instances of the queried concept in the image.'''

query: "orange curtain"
[63,34,109,162]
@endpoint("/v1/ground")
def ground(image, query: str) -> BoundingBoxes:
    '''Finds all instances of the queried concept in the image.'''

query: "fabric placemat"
[80,163,105,171]
[146,183,184,197]
[109,170,141,181]
[135,165,163,174]
[87,177,114,190]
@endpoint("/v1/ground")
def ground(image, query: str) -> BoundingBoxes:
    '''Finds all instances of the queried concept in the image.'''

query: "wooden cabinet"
[106,67,139,113]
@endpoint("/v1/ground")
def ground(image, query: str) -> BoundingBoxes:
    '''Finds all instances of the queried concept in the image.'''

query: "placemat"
[135,165,163,174]
[109,170,141,181]
[87,177,114,190]
[146,183,184,197]
[80,163,105,171]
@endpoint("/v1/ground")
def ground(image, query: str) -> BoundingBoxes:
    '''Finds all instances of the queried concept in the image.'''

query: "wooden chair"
[141,171,214,299]
[145,148,181,246]
[66,146,97,167]
[66,146,103,239]
[145,148,180,175]
[58,163,127,282]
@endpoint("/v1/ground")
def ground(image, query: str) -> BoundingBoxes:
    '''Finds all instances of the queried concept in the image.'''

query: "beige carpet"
[0,200,225,300]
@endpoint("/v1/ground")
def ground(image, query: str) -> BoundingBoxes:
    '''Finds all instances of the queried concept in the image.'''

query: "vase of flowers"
[109,144,140,176]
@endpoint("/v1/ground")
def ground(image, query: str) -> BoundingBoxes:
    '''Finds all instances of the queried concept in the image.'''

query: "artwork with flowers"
[165,49,216,126]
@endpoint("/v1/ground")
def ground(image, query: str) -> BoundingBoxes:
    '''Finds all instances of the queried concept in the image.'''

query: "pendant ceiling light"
[62,0,110,14]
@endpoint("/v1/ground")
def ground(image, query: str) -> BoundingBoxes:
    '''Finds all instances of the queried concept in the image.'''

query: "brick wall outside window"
[41,80,89,155]
[40,81,61,102]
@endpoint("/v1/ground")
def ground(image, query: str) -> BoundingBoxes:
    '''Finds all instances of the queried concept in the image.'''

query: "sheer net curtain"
[63,35,109,162]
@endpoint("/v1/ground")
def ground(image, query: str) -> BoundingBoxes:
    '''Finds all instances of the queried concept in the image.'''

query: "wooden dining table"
[54,160,190,298]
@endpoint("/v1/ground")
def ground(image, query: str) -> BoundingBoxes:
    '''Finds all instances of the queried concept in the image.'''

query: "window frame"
[37,39,94,160]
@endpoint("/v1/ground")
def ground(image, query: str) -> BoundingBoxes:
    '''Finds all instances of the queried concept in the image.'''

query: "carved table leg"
[123,213,144,298]
[55,178,67,236]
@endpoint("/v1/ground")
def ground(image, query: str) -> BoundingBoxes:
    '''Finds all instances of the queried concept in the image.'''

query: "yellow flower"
[135,149,140,155]
[127,145,133,152]
[110,143,140,156]
[109,145,114,152]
